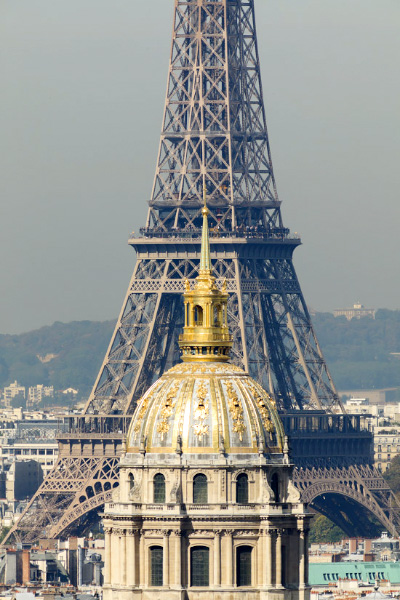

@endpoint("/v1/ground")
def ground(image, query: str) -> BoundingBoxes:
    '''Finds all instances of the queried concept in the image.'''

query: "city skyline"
[1,0,399,334]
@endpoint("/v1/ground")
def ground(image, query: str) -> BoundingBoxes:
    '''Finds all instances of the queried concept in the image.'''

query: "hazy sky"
[1,1,399,334]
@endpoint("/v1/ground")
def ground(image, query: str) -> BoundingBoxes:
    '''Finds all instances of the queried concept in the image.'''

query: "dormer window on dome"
[179,187,233,363]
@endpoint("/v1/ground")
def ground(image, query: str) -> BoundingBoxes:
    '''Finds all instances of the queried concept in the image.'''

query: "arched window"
[271,473,280,503]
[194,305,203,326]
[237,546,252,587]
[128,473,134,491]
[193,474,207,504]
[236,474,249,504]
[213,304,222,326]
[191,546,209,586]
[150,546,163,586]
[153,473,166,503]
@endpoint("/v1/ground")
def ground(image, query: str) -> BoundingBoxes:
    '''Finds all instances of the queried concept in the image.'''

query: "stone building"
[103,200,312,599]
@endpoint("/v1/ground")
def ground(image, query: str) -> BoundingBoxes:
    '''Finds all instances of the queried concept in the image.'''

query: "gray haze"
[1,0,399,334]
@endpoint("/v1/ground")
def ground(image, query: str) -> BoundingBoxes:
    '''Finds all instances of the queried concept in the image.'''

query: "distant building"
[374,426,400,472]
[27,385,54,407]
[309,561,400,586]
[341,388,399,405]
[3,382,26,408]
[62,388,78,396]
[333,303,376,321]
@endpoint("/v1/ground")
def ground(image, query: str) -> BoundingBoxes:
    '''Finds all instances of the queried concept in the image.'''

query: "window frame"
[190,545,210,587]
[193,473,208,504]
[149,545,163,587]
[153,473,166,503]
[236,545,253,587]
[236,473,249,504]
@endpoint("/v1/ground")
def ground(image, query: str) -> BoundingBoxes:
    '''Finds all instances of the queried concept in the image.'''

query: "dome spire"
[179,181,233,362]
[199,184,212,274]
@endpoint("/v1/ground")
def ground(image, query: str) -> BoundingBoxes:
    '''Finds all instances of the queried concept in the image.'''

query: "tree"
[10,393,26,409]
[309,515,346,544]
[383,455,400,494]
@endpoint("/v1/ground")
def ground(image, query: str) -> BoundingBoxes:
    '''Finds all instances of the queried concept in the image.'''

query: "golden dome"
[127,183,285,455]
[126,361,284,454]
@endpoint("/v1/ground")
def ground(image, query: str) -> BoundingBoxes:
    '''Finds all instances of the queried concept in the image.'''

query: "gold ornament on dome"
[226,381,246,441]
[194,382,209,420]
[133,395,150,434]
[249,383,276,436]
[193,381,209,438]
[133,380,164,434]
[157,381,180,440]
[192,423,209,438]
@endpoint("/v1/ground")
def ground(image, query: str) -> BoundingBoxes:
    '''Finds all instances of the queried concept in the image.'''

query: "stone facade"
[103,450,311,600]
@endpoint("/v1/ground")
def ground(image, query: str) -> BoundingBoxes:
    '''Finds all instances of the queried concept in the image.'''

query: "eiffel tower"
[4,0,400,545]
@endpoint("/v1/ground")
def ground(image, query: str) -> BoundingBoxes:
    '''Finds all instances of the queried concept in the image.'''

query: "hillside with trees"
[313,309,400,391]
[0,320,115,396]
[1,309,400,396]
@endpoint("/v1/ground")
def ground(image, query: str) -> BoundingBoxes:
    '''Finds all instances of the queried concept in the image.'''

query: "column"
[299,530,305,588]
[266,529,273,588]
[163,531,170,586]
[112,530,121,584]
[225,530,233,586]
[304,529,309,586]
[139,530,145,586]
[104,528,112,585]
[276,530,283,588]
[127,531,136,586]
[214,530,221,587]
[121,530,127,585]
[173,531,182,587]
[258,529,264,587]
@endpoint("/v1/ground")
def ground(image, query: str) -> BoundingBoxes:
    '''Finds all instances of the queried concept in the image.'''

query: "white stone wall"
[103,452,311,600]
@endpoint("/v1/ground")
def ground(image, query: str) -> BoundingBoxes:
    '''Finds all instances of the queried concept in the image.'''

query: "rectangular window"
[237,546,252,587]
[150,546,163,586]
[191,547,209,587]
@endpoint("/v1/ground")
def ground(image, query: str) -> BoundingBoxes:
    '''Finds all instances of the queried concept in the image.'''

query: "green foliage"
[383,455,400,494]
[312,310,400,390]
[10,394,26,409]
[0,527,11,543]
[0,320,116,395]
[309,515,346,544]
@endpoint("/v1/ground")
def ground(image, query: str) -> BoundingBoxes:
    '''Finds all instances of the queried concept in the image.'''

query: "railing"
[280,412,372,436]
[136,227,299,242]
[57,432,125,440]
[61,415,131,436]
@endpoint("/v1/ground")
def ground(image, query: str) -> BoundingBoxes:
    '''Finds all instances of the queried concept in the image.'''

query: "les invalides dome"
[103,194,312,600]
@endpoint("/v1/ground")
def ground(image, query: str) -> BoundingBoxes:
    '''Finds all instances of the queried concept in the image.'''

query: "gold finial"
[200,182,212,274]
[178,176,233,363]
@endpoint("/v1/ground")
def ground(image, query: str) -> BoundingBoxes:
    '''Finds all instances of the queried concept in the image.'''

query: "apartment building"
[374,426,400,472]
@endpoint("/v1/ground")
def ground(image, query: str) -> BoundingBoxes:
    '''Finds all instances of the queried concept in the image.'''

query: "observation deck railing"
[136,227,299,242]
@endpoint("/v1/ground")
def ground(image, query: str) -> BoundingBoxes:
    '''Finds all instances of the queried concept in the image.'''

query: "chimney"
[364,539,372,553]
[349,538,357,553]
[22,549,30,584]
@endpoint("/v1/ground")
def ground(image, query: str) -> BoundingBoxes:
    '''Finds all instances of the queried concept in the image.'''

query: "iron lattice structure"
[4,0,400,546]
